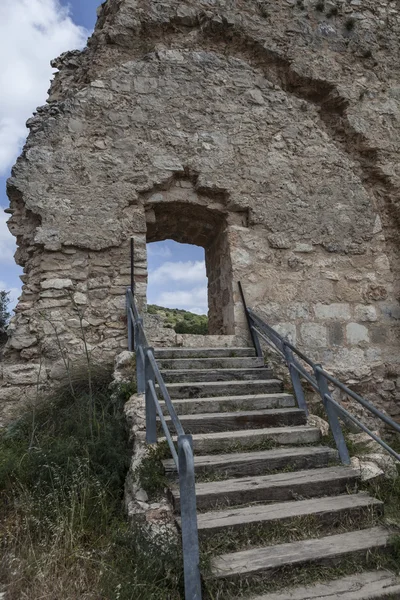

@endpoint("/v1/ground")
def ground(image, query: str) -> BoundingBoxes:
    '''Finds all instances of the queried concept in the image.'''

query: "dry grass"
[0,367,184,600]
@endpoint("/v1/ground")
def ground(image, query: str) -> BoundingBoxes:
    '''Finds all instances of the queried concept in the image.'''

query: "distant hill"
[147,305,208,335]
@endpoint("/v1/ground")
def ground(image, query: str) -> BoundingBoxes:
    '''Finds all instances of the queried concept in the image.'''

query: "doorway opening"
[145,199,235,335]
[147,240,209,334]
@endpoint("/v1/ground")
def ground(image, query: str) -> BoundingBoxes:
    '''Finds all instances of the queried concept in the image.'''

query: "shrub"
[148,304,208,335]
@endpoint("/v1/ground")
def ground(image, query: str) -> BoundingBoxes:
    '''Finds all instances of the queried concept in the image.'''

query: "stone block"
[133,77,158,94]
[287,303,310,320]
[268,234,291,249]
[67,318,90,329]
[37,299,70,309]
[355,304,377,322]
[328,322,344,347]
[346,323,369,344]
[381,303,400,321]
[315,303,351,320]
[3,364,47,385]
[274,323,297,345]
[300,323,327,348]
[365,284,388,302]
[294,243,314,253]
[40,278,73,290]
[73,292,87,305]
[88,276,111,289]
[8,329,37,350]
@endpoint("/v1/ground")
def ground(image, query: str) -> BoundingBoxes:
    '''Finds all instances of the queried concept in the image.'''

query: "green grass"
[134,441,171,501]
[0,365,184,600]
[147,304,208,335]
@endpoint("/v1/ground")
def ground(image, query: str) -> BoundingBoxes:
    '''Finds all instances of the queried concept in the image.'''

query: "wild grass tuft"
[134,441,171,501]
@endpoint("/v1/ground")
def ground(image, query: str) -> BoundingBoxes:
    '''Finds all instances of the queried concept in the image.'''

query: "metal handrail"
[240,283,400,466]
[126,240,202,600]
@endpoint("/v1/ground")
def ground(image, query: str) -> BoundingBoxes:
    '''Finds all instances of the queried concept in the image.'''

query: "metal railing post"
[283,343,308,416]
[145,348,157,444]
[130,238,136,347]
[178,434,202,600]
[136,334,145,395]
[315,366,350,465]
[127,291,133,352]
[238,282,263,358]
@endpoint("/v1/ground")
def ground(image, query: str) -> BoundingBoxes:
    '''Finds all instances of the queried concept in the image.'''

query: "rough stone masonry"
[1,0,400,423]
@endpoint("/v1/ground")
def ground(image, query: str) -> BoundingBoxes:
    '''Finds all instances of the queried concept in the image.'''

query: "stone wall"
[2,0,400,422]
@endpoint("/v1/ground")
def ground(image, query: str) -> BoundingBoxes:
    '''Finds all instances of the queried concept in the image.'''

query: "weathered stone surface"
[315,304,351,320]
[308,415,329,437]
[73,292,87,305]
[355,305,378,323]
[3,364,47,385]
[2,0,400,419]
[300,324,328,348]
[346,323,370,345]
[40,279,73,290]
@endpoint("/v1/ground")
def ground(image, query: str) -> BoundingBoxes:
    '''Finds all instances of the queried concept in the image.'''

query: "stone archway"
[144,182,235,335]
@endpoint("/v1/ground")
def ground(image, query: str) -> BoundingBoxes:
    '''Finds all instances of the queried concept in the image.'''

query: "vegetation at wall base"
[147,304,208,335]
[0,290,10,346]
[0,365,183,599]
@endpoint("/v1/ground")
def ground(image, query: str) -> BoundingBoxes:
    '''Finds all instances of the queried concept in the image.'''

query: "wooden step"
[179,425,321,454]
[209,526,391,581]
[248,570,400,600]
[161,393,295,416]
[163,379,283,399]
[170,466,359,511]
[193,493,382,539]
[164,408,306,434]
[161,367,273,383]
[163,446,338,479]
[154,347,256,359]
[157,356,265,370]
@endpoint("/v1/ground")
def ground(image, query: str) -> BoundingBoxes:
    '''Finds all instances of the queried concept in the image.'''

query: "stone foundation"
[2,0,400,422]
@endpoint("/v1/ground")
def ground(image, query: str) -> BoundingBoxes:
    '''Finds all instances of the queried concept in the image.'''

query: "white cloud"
[187,306,208,316]
[0,0,89,175]
[0,209,16,264]
[155,286,208,313]
[150,261,206,285]
[147,243,172,259]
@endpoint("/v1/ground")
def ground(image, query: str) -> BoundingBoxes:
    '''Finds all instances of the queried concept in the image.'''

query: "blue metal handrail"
[240,283,400,465]
[126,239,202,600]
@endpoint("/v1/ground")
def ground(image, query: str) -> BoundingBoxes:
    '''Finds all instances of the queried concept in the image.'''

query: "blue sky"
[148,241,207,315]
[0,0,207,315]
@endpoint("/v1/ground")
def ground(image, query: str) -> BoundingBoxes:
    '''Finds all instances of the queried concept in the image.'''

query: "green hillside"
[147,305,208,335]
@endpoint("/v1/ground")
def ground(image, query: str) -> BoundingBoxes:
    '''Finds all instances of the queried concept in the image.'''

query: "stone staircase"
[155,346,400,599]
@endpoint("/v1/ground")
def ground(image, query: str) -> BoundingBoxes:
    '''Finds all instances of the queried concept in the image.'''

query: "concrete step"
[160,393,296,415]
[170,466,359,511]
[163,446,338,479]
[154,347,256,359]
[247,570,400,600]
[157,356,265,370]
[209,526,390,582]
[164,408,306,434]
[194,493,382,539]
[161,367,273,383]
[171,425,321,455]
[162,379,283,399]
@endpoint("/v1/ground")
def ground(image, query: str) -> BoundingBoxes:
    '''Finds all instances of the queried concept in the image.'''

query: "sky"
[0,0,207,316]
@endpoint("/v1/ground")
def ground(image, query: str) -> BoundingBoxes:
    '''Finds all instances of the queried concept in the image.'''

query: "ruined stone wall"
[2,0,400,422]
